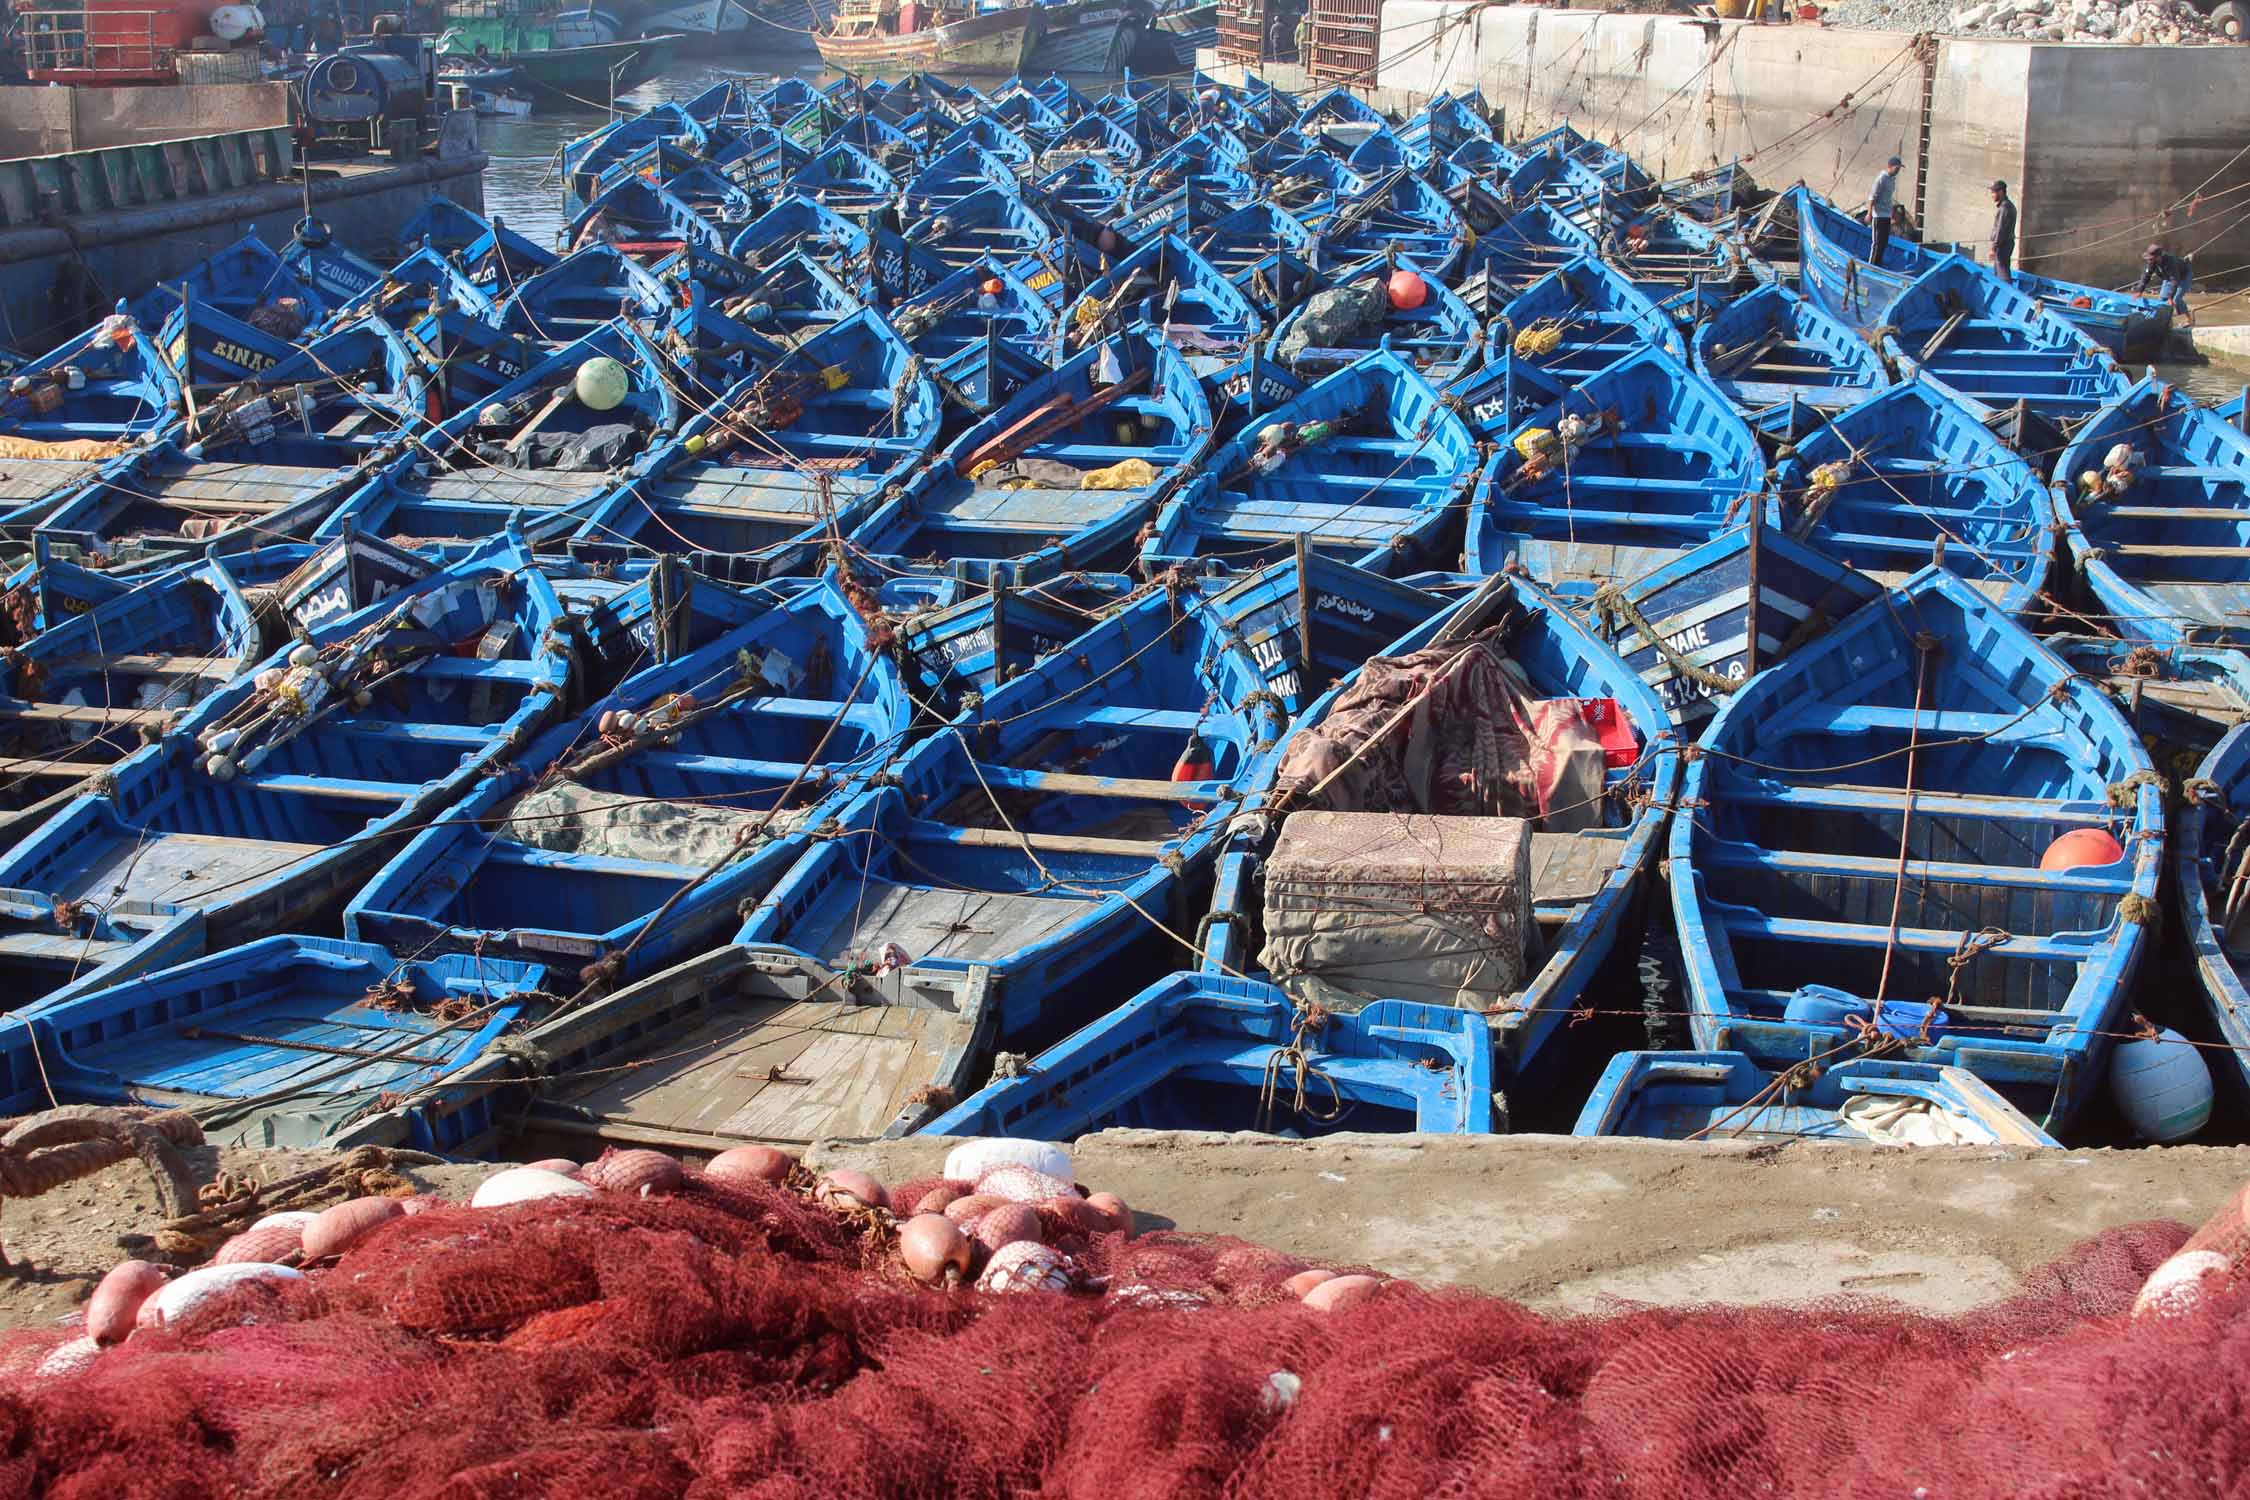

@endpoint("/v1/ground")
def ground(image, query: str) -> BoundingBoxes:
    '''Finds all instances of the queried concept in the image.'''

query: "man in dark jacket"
[1866,156,1902,266]
[1990,180,2018,280]
[2138,243,2195,326]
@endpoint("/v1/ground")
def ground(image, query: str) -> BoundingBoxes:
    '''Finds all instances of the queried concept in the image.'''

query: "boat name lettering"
[317,264,378,295]
[213,340,276,373]
[1661,620,1709,654]
[1315,592,1375,623]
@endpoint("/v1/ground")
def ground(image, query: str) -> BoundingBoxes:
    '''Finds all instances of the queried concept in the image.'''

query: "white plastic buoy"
[2110,1027,2214,1142]
[574,356,630,411]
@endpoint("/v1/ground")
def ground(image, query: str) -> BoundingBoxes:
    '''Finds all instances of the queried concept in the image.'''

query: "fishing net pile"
[6,1146,2250,1500]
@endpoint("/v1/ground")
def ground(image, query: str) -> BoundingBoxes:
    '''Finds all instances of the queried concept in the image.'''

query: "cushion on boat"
[1259,810,1530,1013]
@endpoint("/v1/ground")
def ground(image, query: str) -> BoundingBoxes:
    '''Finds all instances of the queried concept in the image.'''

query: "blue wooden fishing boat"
[1065,232,1264,376]
[577,307,937,577]
[1198,570,1678,1094]
[0,547,267,846]
[848,326,1212,586]
[1491,255,1681,387]
[1658,162,1758,223]
[0,533,572,995]
[1790,184,1938,332]
[1588,519,1883,727]
[1031,155,1130,223]
[1044,108,1145,170]
[1880,255,2126,430]
[499,243,676,343]
[726,194,873,275]
[884,256,1059,417]
[33,302,423,571]
[1143,346,1477,578]
[670,251,865,378]
[1265,255,1483,385]
[1594,201,1753,297]
[324,319,677,548]
[1691,281,1888,435]
[2171,647,2250,1111]
[1776,377,2055,616]
[1396,91,1492,170]
[899,185,1061,281]
[13,937,552,1148]
[1451,203,1601,316]
[1575,1051,2060,1145]
[2052,374,2250,648]
[567,174,730,254]
[1253,144,1365,225]
[1185,199,1321,315]
[939,112,1039,169]
[737,570,1289,1040]
[125,230,336,335]
[1466,344,1767,588]
[1313,170,1467,278]
[1671,563,2164,1131]
[0,311,179,450]
[346,576,912,975]
[329,245,507,340]
[922,970,1496,1136]
[1790,185,2173,358]
[566,102,717,207]
[907,143,1020,211]
[791,139,905,221]
[893,573,1128,713]
[1441,349,1568,443]
[393,202,555,294]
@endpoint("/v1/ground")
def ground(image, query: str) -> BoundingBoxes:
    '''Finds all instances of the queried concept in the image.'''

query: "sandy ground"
[2,1131,2245,1333]
[815,1130,2250,1315]
[0,1144,486,1337]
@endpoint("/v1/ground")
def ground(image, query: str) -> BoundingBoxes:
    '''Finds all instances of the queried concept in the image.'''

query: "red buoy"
[1172,728,1214,784]
[1386,270,1428,310]
[2040,828,2125,871]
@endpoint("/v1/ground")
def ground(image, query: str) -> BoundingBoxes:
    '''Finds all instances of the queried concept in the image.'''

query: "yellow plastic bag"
[1080,457,1159,491]
[1512,428,1558,463]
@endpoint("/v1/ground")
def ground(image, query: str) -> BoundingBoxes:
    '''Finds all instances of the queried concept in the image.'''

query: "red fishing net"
[2,1177,2245,1500]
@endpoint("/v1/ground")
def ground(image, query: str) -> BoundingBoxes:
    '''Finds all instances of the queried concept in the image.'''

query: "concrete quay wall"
[0,153,486,353]
[1355,5,2250,287]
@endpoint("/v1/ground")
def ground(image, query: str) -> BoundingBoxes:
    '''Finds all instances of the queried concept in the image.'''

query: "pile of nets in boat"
[7,1142,2250,1499]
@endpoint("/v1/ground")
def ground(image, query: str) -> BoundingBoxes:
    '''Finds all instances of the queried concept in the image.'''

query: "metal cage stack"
[1216,0,1303,64]
[1305,0,1379,83]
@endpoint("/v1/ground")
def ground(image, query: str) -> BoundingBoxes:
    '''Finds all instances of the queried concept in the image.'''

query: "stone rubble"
[1819,0,2231,40]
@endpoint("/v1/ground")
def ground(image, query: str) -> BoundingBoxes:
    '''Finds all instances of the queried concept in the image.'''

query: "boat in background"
[1776,377,2055,617]
[1142,347,1477,578]
[1576,1051,2060,1145]
[1690,281,1888,437]
[2053,374,2250,649]
[922,970,1496,1136]
[1672,564,2163,1131]
[14,937,552,1148]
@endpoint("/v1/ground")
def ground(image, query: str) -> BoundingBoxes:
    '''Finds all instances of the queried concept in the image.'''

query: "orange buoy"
[2040,828,2124,871]
[1386,270,1427,310]
[980,277,1005,296]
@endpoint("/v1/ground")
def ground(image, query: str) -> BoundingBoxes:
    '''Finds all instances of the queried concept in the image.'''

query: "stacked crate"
[1305,0,1380,83]
[1216,0,1306,64]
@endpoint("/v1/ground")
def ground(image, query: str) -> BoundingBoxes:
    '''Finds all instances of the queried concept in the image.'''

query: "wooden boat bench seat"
[973,763,1223,801]
[1714,909,2101,962]
[1073,705,1206,734]
[241,772,421,802]
[1721,778,2122,825]
[44,652,239,682]
[1700,838,2136,894]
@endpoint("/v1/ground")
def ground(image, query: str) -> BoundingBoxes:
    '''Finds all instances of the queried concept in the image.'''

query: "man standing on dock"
[1867,156,1902,267]
[1991,180,2018,281]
